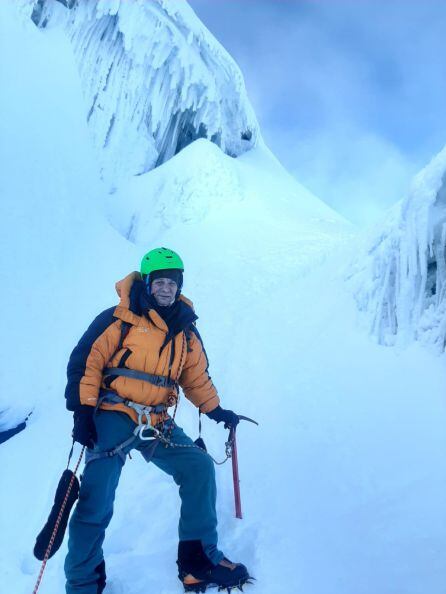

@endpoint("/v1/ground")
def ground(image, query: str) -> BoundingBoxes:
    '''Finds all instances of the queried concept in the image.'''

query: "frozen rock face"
[28,0,258,186]
[351,146,446,351]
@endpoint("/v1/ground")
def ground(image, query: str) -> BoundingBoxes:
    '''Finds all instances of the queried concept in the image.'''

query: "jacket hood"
[114,271,197,339]
[115,272,194,311]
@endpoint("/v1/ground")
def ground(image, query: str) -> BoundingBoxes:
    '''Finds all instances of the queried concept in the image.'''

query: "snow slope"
[1,3,446,594]
[0,5,137,435]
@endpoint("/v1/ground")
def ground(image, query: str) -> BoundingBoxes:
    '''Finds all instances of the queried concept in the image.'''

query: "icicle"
[32,0,258,185]
[350,145,446,351]
[30,0,259,188]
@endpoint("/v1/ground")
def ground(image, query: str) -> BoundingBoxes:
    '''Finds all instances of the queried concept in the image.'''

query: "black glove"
[205,405,239,430]
[72,405,97,448]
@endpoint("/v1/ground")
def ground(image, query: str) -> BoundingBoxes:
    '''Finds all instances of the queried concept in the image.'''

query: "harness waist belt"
[99,389,167,414]
[103,367,177,389]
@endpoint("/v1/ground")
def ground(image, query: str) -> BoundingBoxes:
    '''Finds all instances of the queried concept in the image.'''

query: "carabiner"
[138,421,157,441]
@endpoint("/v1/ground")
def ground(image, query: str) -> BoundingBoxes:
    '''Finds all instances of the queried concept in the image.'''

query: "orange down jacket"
[65,272,220,424]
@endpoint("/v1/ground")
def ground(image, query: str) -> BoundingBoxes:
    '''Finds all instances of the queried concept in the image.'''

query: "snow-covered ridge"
[27,0,258,186]
[350,145,446,351]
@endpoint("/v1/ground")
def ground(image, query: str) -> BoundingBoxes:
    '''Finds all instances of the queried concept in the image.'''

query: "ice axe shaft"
[229,415,258,520]
[230,428,243,519]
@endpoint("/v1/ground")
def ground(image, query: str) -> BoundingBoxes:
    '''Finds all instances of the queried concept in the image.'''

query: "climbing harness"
[103,367,178,390]
[87,390,235,466]
[85,390,167,464]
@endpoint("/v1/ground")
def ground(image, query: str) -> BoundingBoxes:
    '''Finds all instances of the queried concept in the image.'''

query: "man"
[64,247,250,594]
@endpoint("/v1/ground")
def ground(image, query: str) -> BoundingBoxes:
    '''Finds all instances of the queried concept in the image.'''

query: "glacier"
[2,2,446,594]
[25,0,258,188]
[351,146,446,351]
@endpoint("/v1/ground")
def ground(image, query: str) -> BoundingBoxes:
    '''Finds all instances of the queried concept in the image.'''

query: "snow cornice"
[28,0,259,186]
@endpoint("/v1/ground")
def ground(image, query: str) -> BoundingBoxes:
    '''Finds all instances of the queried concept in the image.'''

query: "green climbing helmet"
[140,247,184,277]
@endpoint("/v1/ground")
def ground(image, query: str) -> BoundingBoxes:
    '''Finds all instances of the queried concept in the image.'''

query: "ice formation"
[26,0,258,186]
[351,145,446,351]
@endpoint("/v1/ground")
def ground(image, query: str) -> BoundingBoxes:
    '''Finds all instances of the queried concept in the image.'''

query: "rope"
[31,446,85,594]
[158,431,234,466]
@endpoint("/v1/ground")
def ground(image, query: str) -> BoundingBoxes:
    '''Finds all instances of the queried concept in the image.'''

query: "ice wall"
[351,146,446,351]
[26,0,258,187]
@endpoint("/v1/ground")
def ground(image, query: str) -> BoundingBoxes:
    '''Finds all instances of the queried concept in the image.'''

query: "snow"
[26,0,258,187]
[351,145,446,351]
[2,2,446,594]
[0,2,137,432]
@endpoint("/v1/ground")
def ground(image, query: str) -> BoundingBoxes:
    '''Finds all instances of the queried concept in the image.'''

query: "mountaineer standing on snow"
[64,247,250,594]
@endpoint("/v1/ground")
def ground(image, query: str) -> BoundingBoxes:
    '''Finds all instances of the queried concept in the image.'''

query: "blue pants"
[65,411,223,594]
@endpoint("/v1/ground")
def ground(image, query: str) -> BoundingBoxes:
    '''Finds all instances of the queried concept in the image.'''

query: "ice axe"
[229,415,258,519]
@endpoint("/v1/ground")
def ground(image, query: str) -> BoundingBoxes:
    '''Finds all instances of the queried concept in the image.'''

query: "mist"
[189,0,446,225]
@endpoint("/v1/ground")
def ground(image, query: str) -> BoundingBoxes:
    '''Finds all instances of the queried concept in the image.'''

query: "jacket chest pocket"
[119,327,164,368]
[125,325,163,349]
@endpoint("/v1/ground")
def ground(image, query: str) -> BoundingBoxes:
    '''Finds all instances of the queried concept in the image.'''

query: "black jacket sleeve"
[64,307,117,411]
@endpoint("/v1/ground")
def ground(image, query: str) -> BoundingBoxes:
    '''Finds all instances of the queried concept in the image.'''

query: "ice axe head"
[237,415,259,426]
[228,415,258,439]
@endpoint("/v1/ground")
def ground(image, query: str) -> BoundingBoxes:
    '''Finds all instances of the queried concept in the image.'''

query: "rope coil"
[32,446,85,594]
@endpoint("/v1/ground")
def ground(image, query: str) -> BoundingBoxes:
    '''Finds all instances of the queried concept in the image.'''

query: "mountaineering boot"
[96,560,106,594]
[177,541,251,592]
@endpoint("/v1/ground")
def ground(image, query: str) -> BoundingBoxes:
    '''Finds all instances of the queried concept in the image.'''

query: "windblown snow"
[1,3,446,594]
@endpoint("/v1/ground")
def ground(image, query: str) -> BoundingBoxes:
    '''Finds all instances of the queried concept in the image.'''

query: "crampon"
[182,572,254,593]
[178,541,254,594]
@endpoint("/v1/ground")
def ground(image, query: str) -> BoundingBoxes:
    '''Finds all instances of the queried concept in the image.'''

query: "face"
[150,277,178,306]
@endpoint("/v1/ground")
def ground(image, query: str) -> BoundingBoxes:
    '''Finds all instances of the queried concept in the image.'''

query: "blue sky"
[188,0,446,225]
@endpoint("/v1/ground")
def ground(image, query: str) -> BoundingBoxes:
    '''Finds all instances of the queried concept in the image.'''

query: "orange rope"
[32,446,85,594]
